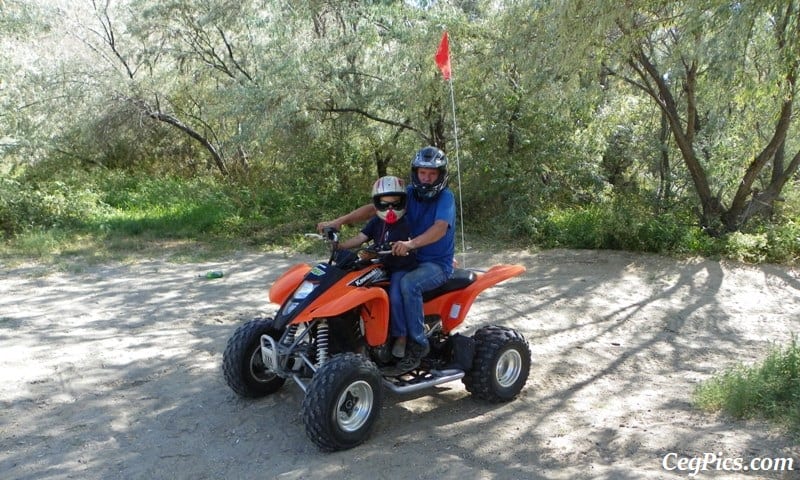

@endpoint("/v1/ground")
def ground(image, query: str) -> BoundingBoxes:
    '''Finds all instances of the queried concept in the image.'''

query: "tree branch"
[217,27,255,84]
[91,0,136,79]
[319,106,428,141]
[128,97,229,176]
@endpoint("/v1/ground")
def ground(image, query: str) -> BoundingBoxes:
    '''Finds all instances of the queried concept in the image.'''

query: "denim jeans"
[389,262,449,347]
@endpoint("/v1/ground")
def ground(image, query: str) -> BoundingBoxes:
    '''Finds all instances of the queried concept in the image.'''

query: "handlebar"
[305,228,403,267]
[305,227,340,265]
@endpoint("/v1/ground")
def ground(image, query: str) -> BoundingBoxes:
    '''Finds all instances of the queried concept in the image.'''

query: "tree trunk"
[373,151,390,178]
[629,45,799,236]
[149,111,229,177]
[721,97,794,231]
[631,49,725,233]
[737,147,800,223]
[657,109,671,207]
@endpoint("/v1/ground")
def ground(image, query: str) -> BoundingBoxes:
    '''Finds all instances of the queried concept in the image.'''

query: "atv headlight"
[283,281,317,316]
[293,280,316,300]
[284,301,300,316]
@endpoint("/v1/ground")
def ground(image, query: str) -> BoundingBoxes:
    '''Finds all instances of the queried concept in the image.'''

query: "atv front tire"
[302,353,382,452]
[222,318,286,397]
[464,326,531,402]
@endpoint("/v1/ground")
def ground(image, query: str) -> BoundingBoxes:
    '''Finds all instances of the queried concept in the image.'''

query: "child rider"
[336,176,418,358]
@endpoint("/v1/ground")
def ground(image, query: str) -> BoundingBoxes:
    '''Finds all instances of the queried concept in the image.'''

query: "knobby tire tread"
[464,325,531,403]
[222,318,285,397]
[302,353,382,452]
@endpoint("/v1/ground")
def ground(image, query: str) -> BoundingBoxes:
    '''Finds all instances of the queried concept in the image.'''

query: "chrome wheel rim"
[335,380,374,432]
[495,349,523,388]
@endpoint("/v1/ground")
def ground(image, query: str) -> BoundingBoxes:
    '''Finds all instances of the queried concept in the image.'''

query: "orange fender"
[424,264,526,332]
[269,263,311,305]
[293,287,390,347]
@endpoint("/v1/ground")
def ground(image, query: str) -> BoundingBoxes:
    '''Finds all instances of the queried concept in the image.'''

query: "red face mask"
[384,209,398,225]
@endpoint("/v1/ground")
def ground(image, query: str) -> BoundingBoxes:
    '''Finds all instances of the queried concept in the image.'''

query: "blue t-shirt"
[361,216,417,271]
[404,186,456,277]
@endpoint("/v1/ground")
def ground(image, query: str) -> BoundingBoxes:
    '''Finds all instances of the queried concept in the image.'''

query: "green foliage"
[513,197,696,254]
[721,220,800,265]
[723,232,771,264]
[3,0,800,264]
[0,175,106,235]
[472,191,800,263]
[555,0,800,232]
[0,1,49,36]
[94,172,312,242]
[3,228,62,257]
[2,165,799,266]
[1,167,356,250]
[695,337,800,437]
[763,220,800,264]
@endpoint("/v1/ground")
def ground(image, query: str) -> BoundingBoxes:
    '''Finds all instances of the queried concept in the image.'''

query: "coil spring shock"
[281,324,298,346]
[316,320,329,367]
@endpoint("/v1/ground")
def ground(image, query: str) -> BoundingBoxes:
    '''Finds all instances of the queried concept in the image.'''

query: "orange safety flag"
[434,31,451,80]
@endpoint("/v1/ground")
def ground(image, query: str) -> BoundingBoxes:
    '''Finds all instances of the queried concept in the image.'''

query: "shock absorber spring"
[282,324,298,346]
[316,320,329,367]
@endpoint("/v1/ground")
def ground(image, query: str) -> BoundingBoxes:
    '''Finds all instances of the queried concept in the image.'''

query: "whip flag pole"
[434,30,467,268]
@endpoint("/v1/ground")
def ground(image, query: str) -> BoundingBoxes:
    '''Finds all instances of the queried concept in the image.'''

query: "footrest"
[381,369,465,394]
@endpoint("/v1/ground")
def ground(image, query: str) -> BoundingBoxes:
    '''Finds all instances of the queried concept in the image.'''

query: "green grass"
[694,337,800,437]
[2,170,799,265]
[525,203,702,254]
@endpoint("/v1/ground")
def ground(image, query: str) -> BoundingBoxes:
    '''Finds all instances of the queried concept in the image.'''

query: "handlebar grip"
[322,226,339,241]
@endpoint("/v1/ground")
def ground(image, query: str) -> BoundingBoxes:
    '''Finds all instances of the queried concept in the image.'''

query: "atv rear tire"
[222,318,286,397]
[302,353,382,451]
[464,326,531,402]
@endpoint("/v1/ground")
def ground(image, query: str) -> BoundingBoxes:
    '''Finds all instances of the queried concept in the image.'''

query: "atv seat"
[422,268,477,302]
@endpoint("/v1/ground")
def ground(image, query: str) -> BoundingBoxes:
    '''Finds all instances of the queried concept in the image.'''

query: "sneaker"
[392,337,407,358]
[395,341,430,373]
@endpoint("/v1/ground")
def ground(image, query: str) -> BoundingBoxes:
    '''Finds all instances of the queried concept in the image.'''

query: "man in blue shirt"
[318,146,456,371]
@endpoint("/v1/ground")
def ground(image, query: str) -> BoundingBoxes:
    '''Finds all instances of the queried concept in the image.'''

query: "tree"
[0,1,68,167]
[559,0,800,234]
[69,0,297,176]
[287,1,459,174]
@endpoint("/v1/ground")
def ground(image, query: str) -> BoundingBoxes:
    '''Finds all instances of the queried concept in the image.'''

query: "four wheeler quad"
[222,228,531,451]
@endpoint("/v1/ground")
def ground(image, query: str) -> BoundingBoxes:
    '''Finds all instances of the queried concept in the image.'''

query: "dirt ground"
[2,248,799,479]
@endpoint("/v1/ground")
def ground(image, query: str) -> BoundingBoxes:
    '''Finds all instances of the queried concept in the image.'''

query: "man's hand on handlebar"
[391,240,414,257]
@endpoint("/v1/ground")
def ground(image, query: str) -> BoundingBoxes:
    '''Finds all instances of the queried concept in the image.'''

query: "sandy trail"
[1,249,798,479]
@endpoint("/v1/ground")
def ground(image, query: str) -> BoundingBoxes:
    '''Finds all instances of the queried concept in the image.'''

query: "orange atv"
[222,228,531,451]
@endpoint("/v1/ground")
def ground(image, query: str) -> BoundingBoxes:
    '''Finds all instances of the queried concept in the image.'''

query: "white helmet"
[371,176,407,224]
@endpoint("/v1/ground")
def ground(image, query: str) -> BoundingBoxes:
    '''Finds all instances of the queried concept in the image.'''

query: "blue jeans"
[389,262,449,347]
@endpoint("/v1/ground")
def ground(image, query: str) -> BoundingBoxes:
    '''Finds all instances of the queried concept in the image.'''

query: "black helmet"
[410,146,449,200]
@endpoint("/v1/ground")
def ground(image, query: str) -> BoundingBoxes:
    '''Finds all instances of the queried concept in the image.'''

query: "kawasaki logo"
[352,269,382,287]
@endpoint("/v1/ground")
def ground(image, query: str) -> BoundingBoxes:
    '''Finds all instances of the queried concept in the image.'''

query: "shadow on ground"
[1,249,798,479]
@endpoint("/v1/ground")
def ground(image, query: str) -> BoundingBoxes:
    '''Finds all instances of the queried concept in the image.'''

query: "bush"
[522,200,694,254]
[695,337,800,436]
[2,164,798,265]
[0,176,106,235]
[723,231,770,263]
[761,220,800,264]
[717,220,800,265]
